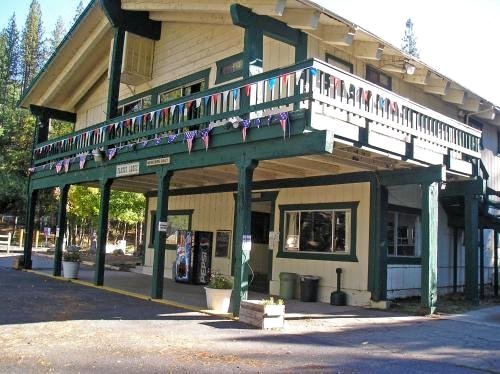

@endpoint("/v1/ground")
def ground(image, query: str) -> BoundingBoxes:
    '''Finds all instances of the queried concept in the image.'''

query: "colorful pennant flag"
[63,158,70,173]
[200,128,210,151]
[232,88,239,100]
[184,131,197,154]
[279,112,289,138]
[268,77,277,90]
[79,154,87,169]
[244,85,251,96]
[241,119,251,141]
[108,148,117,160]
[55,161,63,173]
[167,134,178,144]
[390,101,398,113]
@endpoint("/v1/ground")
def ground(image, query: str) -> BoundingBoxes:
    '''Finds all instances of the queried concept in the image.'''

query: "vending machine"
[175,231,213,284]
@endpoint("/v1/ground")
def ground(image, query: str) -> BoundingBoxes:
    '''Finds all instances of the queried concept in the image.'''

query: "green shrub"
[207,272,233,289]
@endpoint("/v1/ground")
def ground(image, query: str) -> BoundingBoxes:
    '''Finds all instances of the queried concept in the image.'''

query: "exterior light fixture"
[92,149,105,163]
[404,61,416,75]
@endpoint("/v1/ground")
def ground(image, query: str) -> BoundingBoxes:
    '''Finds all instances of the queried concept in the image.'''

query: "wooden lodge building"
[20,0,500,315]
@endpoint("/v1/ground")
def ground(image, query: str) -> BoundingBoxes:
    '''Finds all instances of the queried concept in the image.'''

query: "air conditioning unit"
[109,32,155,86]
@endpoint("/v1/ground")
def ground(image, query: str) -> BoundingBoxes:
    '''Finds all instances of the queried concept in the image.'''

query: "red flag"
[281,74,289,86]
[244,85,251,96]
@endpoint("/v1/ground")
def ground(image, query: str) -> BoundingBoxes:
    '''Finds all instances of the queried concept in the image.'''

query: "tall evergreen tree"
[48,16,66,57]
[21,0,45,93]
[401,18,419,58]
[73,1,85,24]
[3,15,20,85]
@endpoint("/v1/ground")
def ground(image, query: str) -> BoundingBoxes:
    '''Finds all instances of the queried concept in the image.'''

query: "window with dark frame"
[284,208,351,254]
[325,53,353,74]
[149,210,193,248]
[387,210,421,257]
[366,65,392,91]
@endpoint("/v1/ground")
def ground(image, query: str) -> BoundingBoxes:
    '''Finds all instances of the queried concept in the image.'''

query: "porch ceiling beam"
[64,58,109,110]
[474,106,496,121]
[280,8,321,30]
[307,25,355,46]
[353,41,384,60]
[403,68,430,85]
[423,77,450,96]
[29,105,76,123]
[149,11,232,24]
[275,156,341,174]
[442,88,466,105]
[100,0,161,40]
[440,178,485,197]
[38,18,110,106]
[377,165,446,186]
[459,96,481,112]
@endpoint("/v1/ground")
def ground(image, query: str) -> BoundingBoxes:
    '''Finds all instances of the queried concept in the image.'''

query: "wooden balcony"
[31,58,481,178]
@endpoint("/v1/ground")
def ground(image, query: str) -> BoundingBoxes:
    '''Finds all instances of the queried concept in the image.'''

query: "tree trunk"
[134,222,138,253]
[122,222,127,241]
[139,220,143,246]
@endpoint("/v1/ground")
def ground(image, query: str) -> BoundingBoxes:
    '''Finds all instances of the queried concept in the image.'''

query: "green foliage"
[63,251,80,262]
[261,297,284,306]
[48,16,66,57]
[0,171,26,213]
[21,0,45,93]
[401,18,419,58]
[74,1,85,24]
[67,186,100,226]
[109,190,145,225]
[207,272,233,289]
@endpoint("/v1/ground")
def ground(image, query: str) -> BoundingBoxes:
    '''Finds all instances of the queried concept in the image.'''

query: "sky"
[0,0,498,105]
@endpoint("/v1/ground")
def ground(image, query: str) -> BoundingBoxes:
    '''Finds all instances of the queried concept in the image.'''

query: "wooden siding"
[75,22,244,130]
[307,37,461,121]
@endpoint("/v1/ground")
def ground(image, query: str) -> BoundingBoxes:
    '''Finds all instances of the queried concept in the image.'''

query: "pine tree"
[21,0,45,93]
[73,1,85,24]
[3,15,20,85]
[48,16,66,57]
[401,18,419,58]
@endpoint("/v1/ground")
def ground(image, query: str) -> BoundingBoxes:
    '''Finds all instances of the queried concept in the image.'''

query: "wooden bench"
[0,233,12,253]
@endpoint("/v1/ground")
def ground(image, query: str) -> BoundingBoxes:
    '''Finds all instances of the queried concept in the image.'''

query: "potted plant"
[62,251,81,279]
[205,272,233,313]
[239,297,285,329]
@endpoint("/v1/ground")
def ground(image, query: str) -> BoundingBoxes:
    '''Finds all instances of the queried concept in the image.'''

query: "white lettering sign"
[116,162,140,177]
[158,221,168,232]
[56,227,60,238]
[146,157,171,167]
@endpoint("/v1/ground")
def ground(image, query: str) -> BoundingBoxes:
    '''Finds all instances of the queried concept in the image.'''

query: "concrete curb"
[24,269,236,321]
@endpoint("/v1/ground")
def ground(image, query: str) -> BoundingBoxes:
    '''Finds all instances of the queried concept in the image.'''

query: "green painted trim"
[215,53,244,84]
[23,189,39,269]
[464,194,479,302]
[144,171,374,198]
[18,0,98,108]
[142,194,149,266]
[325,53,353,73]
[377,165,445,186]
[53,184,70,276]
[107,27,125,120]
[387,256,421,265]
[276,202,359,262]
[94,178,113,286]
[295,31,308,62]
[441,178,486,197]
[30,105,76,123]
[100,0,161,40]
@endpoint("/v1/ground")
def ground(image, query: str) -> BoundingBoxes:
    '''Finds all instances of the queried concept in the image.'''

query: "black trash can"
[300,275,320,302]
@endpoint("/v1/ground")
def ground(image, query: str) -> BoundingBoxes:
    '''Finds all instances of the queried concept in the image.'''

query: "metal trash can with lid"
[279,272,298,300]
[300,275,320,302]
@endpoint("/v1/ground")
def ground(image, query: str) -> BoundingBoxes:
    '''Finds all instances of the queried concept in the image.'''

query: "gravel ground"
[1,259,499,373]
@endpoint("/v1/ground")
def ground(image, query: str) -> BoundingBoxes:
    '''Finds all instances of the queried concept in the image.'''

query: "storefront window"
[387,211,420,257]
[149,210,192,248]
[284,209,351,254]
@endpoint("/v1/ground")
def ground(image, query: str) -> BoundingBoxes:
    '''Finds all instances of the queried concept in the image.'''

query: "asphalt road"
[1,259,499,373]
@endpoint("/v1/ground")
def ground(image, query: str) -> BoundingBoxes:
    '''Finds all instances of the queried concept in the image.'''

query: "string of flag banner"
[29,65,403,175]
[28,111,290,175]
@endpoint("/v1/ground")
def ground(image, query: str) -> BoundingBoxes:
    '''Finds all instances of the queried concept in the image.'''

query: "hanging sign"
[55,227,60,238]
[116,162,140,177]
[158,221,169,232]
[146,157,171,167]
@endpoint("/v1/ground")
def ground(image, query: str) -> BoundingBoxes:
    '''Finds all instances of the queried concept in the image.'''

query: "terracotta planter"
[205,287,232,313]
[62,261,80,279]
[239,300,285,329]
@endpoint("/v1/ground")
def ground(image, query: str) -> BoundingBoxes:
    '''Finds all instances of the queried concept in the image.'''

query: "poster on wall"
[215,230,231,258]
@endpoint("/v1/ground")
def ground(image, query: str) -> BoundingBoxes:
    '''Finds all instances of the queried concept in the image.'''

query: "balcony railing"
[32,58,481,170]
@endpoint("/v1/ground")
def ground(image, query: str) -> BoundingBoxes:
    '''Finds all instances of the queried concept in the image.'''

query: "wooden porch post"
[94,178,113,286]
[232,158,258,316]
[151,169,173,299]
[23,189,38,269]
[479,228,484,298]
[453,227,458,293]
[420,182,439,314]
[106,27,125,120]
[53,184,70,276]
[494,230,498,296]
[464,194,479,302]
[368,179,388,302]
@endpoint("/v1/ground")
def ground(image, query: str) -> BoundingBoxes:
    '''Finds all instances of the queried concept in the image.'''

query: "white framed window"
[387,210,421,257]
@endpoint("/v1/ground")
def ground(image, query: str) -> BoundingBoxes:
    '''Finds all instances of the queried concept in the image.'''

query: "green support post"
[53,185,70,276]
[464,194,479,302]
[420,182,439,314]
[232,158,258,316]
[453,227,458,293]
[151,169,173,299]
[23,189,38,270]
[94,178,112,286]
[242,27,263,79]
[479,228,484,298]
[107,27,125,120]
[494,230,498,296]
[368,179,388,301]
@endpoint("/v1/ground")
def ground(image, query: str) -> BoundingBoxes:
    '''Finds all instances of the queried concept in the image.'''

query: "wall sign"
[146,157,171,167]
[116,162,140,177]
[215,230,231,257]
[158,221,169,232]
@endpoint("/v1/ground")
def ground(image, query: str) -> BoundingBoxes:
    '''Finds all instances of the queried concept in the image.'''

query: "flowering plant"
[207,272,233,289]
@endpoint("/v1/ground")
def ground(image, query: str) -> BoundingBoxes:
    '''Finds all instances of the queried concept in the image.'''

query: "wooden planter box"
[239,300,285,329]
